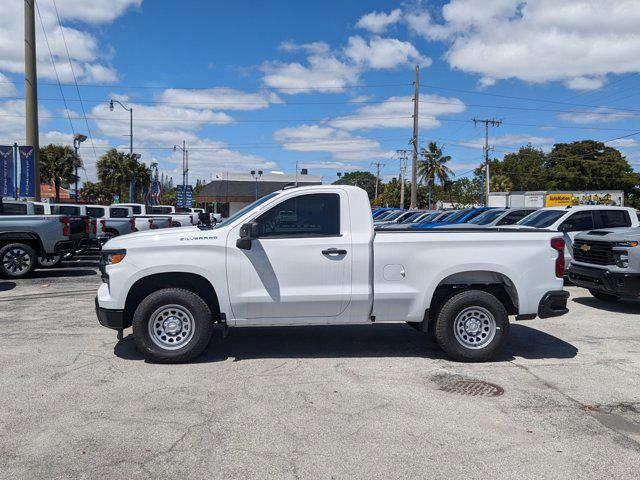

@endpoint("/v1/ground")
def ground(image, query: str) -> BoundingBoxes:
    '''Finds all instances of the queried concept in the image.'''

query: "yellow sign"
[545,194,573,206]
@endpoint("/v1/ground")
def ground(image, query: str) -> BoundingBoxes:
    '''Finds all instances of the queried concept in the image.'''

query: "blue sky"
[1,0,639,185]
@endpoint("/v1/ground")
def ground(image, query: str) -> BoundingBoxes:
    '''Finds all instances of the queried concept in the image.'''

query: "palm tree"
[40,144,83,202]
[132,158,152,202]
[97,148,131,201]
[490,174,513,192]
[418,142,453,209]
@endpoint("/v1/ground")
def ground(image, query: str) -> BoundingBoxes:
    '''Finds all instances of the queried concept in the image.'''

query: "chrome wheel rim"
[453,306,496,349]
[3,248,31,274]
[148,304,195,350]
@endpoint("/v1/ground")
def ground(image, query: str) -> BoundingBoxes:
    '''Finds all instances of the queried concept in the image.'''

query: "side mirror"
[198,212,211,227]
[559,224,569,232]
[236,221,259,250]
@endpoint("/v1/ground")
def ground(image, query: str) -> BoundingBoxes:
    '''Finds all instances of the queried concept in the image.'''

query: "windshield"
[439,210,468,223]
[517,209,565,228]
[401,212,423,223]
[214,192,280,228]
[380,211,404,221]
[415,212,438,223]
[469,209,505,225]
[372,209,392,219]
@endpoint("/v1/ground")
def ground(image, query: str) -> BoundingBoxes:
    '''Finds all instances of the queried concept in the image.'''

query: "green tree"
[40,144,83,202]
[97,148,131,201]
[333,171,378,200]
[449,177,482,207]
[482,145,547,191]
[418,142,453,208]
[490,174,513,192]
[79,181,114,204]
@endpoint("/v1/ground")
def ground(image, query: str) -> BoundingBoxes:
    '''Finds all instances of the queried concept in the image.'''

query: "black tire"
[434,289,509,362]
[589,289,620,302]
[132,288,214,363]
[0,243,37,279]
[37,255,63,268]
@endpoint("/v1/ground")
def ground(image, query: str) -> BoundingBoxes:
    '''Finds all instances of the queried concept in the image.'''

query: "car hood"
[575,227,640,243]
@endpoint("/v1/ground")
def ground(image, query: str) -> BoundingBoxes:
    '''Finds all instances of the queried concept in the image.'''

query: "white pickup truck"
[116,203,197,227]
[95,185,569,363]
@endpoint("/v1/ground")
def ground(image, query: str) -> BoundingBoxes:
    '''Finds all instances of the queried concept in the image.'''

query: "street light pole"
[250,170,263,200]
[109,99,135,202]
[174,141,189,207]
[72,133,87,203]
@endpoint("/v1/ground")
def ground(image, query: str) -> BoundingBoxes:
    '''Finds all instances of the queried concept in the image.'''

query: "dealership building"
[194,171,322,217]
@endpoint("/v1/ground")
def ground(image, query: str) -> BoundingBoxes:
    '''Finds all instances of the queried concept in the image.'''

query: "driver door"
[227,191,352,323]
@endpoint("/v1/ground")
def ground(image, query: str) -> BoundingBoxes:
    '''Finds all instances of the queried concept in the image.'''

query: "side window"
[33,204,44,214]
[110,207,128,218]
[559,211,594,232]
[86,207,105,218]
[255,193,340,238]
[595,210,631,229]
[497,210,531,225]
[0,203,27,215]
[52,205,79,215]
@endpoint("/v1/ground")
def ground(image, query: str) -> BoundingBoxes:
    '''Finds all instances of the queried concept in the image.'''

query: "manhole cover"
[439,380,504,397]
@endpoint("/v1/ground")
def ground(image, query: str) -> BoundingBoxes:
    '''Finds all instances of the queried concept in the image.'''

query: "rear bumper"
[78,237,102,252]
[95,296,126,330]
[53,240,75,255]
[537,290,570,319]
[568,264,640,298]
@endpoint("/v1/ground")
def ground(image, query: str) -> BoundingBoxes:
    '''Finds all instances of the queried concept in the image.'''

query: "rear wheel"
[0,243,37,279]
[589,289,620,302]
[434,289,509,362]
[132,288,214,363]
[37,255,63,268]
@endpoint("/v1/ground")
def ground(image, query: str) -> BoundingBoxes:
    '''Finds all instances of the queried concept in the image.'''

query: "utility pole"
[371,161,384,199]
[24,0,40,200]
[397,149,410,208]
[410,65,419,209]
[473,117,502,206]
[174,141,188,206]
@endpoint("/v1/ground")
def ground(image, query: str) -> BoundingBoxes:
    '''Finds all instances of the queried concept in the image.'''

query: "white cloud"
[0,100,52,143]
[278,41,330,55]
[273,124,390,162]
[355,9,402,34]
[606,138,638,148]
[459,134,554,150]
[160,88,282,111]
[344,36,429,70]
[0,73,17,96]
[557,107,632,124]
[330,94,465,131]
[261,55,360,94]
[407,0,640,88]
[0,1,138,83]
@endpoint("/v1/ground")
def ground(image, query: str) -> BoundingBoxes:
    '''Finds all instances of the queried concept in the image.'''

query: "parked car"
[510,206,640,266]
[568,227,640,301]
[440,208,538,229]
[376,210,443,230]
[116,203,195,227]
[0,214,89,278]
[413,208,496,229]
[374,210,423,225]
[372,207,401,219]
[96,185,568,364]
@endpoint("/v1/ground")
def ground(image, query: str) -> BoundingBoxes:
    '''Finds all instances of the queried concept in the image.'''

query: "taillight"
[551,237,565,278]
[82,217,90,234]
[149,219,157,230]
[190,215,195,225]
[130,217,137,232]
[92,220,97,235]
[100,219,106,233]
[60,216,70,236]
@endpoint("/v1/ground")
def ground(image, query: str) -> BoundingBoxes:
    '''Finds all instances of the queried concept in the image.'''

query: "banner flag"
[18,146,35,197]
[0,145,15,198]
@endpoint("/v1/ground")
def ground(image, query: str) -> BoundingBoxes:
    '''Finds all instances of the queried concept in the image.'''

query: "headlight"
[102,249,126,265]
[616,241,638,248]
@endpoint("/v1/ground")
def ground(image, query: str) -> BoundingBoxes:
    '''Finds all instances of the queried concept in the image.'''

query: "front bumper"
[95,296,126,330]
[537,290,570,319]
[78,237,102,252]
[568,264,640,298]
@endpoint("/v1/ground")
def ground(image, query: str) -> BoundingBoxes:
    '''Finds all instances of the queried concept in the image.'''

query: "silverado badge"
[580,244,591,252]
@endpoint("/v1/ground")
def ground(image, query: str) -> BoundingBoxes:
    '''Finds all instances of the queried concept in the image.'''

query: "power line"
[34,0,74,135]
[51,0,98,164]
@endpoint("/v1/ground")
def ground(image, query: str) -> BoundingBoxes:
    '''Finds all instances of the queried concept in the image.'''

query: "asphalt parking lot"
[1,259,639,479]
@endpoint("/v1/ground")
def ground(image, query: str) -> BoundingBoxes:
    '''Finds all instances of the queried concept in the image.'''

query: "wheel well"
[105,228,119,236]
[0,236,43,256]
[124,272,221,326]
[425,271,518,331]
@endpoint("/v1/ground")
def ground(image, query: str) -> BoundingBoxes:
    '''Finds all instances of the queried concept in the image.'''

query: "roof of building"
[196,173,322,200]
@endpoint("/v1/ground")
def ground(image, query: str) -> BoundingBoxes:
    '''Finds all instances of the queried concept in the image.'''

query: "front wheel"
[132,288,214,363]
[0,243,37,279]
[589,289,620,302]
[434,290,509,362]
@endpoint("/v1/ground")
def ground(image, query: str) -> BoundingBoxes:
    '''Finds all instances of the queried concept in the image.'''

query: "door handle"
[322,248,347,255]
